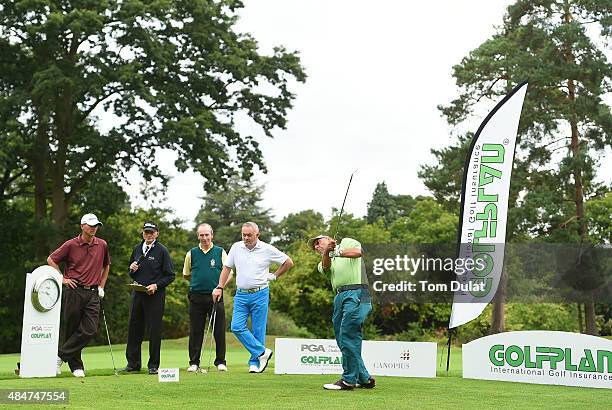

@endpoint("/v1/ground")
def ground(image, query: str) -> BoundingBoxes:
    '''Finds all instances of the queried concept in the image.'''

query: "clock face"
[32,276,60,312]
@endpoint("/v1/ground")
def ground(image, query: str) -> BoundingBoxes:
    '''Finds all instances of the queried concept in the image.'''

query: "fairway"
[1,335,610,409]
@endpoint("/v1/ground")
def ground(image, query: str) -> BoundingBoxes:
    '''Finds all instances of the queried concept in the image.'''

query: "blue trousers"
[332,288,372,385]
[231,287,270,366]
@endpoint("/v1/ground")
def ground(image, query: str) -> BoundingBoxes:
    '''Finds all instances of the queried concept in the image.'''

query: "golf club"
[101,305,118,376]
[198,302,217,374]
[205,301,218,373]
[332,169,357,241]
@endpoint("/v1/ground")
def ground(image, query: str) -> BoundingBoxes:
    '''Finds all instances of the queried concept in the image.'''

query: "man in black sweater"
[122,221,175,374]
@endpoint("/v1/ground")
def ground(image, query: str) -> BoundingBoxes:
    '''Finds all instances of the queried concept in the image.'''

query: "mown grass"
[0,335,610,409]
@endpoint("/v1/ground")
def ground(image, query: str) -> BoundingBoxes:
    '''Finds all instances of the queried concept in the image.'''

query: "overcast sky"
[123,1,611,227]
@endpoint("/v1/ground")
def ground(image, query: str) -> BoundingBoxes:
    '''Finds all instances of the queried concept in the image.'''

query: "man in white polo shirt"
[212,222,293,373]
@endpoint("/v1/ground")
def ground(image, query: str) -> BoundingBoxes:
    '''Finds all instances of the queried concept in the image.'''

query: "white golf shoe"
[257,348,273,373]
[249,365,258,373]
[72,369,85,378]
[187,364,199,372]
[323,380,354,390]
[217,364,228,372]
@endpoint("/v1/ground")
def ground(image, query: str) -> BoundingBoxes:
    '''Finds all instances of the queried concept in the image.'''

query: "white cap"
[307,234,329,250]
[81,213,103,227]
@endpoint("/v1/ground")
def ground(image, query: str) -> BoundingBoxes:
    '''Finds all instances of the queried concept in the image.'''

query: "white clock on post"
[19,265,63,378]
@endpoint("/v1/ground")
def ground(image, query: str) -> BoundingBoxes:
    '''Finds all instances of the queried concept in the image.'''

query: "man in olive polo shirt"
[47,213,110,378]
[183,223,232,372]
[308,234,375,391]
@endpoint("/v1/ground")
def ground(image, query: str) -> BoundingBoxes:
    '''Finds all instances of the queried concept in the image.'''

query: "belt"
[237,284,269,294]
[336,284,368,294]
[73,283,98,290]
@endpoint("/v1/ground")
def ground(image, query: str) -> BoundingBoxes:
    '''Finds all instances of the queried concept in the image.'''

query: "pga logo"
[158,368,179,382]
[301,344,325,352]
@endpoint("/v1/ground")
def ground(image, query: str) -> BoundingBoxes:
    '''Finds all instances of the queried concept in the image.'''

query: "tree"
[274,209,325,249]
[0,0,305,255]
[418,134,471,213]
[195,176,275,250]
[389,198,458,244]
[366,182,397,226]
[72,170,130,219]
[426,0,612,334]
[0,200,35,353]
[366,181,424,227]
[586,192,612,243]
[393,194,420,218]
[268,242,336,338]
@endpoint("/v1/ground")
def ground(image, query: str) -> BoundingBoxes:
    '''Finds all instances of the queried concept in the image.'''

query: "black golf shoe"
[356,377,376,389]
[148,368,158,375]
[119,366,140,373]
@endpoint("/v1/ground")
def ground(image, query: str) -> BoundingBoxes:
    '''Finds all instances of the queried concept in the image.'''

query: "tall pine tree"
[367,182,397,226]
[424,0,611,335]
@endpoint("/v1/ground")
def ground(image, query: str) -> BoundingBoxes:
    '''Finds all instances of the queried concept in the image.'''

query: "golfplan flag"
[449,81,528,329]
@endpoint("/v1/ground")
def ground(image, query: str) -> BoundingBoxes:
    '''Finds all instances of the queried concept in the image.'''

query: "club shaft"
[207,303,218,372]
[199,303,216,374]
[101,306,118,375]
[333,171,356,241]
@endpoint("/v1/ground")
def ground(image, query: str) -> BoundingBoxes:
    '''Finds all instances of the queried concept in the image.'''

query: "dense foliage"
[0,0,610,353]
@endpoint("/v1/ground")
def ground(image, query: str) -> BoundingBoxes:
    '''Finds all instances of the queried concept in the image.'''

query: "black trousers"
[125,289,165,370]
[58,287,100,371]
[188,292,226,366]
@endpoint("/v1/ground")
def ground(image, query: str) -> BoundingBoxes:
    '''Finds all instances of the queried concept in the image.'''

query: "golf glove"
[267,274,277,282]
[328,248,342,258]
[98,287,105,299]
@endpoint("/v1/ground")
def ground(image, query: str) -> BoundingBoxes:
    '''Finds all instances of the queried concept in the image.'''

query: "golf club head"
[199,368,208,374]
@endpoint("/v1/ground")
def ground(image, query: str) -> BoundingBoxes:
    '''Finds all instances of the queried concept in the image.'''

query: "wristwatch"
[215,285,224,290]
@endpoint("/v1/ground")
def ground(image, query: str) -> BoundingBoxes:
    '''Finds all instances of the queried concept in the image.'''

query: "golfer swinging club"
[212,222,293,373]
[308,234,375,390]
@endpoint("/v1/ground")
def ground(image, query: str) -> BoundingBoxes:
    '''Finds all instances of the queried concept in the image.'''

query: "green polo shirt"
[318,237,363,291]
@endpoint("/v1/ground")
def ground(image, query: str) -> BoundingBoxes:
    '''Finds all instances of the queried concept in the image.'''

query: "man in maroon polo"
[47,213,111,378]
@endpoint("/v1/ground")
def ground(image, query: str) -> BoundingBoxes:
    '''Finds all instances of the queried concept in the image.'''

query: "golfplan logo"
[448,80,527,328]
[299,343,342,367]
[456,142,507,301]
[464,331,612,389]
[490,344,611,377]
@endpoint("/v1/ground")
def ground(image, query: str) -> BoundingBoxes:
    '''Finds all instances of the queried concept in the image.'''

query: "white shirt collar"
[240,239,262,251]
[143,240,156,253]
